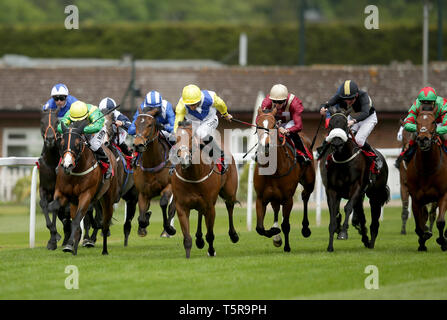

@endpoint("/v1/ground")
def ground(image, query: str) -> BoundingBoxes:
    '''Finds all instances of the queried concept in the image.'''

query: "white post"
[423,0,429,86]
[316,160,322,227]
[29,166,38,248]
[246,160,255,231]
[239,33,247,66]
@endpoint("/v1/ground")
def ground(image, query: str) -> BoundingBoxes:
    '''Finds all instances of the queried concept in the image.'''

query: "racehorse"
[171,120,239,258]
[132,107,176,238]
[48,120,119,255]
[405,104,447,251]
[396,116,437,235]
[38,107,71,249]
[103,113,139,246]
[253,107,315,252]
[320,106,389,252]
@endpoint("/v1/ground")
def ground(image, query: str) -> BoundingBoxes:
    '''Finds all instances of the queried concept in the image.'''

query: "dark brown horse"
[396,117,437,235]
[49,120,119,255]
[132,107,176,238]
[38,108,71,249]
[171,120,239,258]
[320,107,389,252]
[406,104,447,251]
[103,113,139,246]
[253,107,315,252]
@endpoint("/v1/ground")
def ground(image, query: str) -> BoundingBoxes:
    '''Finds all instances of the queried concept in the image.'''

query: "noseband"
[135,114,159,149]
[62,128,86,167]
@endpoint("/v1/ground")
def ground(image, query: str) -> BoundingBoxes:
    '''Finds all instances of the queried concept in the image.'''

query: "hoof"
[82,239,95,248]
[229,232,239,243]
[368,242,375,249]
[164,226,176,236]
[337,231,348,240]
[62,244,73,253]
[47,240,57,250]
[283,246,291,252]
[138,227,147,237]
[273,234,282,247]
[327,246,334,252]
[102,251,109,255]
[301,228,311,238]
[55,233,62,242]
[423,232,432,240]
[207,250,216,257]
[401,229,406,235]
[196,237,205,249]
[265,227,281,238]
[160,230,172,238]
[418,245,427,252]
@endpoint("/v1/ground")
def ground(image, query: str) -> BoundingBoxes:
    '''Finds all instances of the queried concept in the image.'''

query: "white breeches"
[349,112,377,147]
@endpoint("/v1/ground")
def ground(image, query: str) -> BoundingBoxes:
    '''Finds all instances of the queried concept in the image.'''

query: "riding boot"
[403,140,417,163]
[202,136,227,174]
[94,147,112,179]
[394,154,403,169]
[316,140,329,160]
[361,142,381,185]
[290,132,311,164]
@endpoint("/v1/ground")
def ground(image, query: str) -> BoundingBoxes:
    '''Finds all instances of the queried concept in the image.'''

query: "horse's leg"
[91,204,103,243]
[412,200,431,251]
[160,187,176,237]
[327,190,341,252]
[281,198,293,252]
[123,188,138,246]
[63,193,92,255]
[435,197,447,251]
[100,197,114,256]
[368,199,382,249]
[428,202,438,234]
[338,186,364,240]
[300,187,312,238]
[195,211,205,249]
[353,201,370,248]
[177,206,192,258]
[58,205,71,246]
[271,202,282,247]
[81,208,95,248]
[225,200,239,244]
[255,196,268,237]
[137,193,151,237]
[204,207,216,257]
[39,191,61,250]
[399,167,410,235]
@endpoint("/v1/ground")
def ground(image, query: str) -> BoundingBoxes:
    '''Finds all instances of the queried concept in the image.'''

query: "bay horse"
[171,120,239,258]
[320,106,389,252]
[38,107,71,249]
[253,107,315,252]
[396,117,437,235]
[48,120,119,255]
[132,107,176,238]
[103,113,139,246]
[405,104,447,251]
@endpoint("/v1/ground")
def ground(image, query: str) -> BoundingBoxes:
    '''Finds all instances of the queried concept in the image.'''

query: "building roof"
[0,57,446,114]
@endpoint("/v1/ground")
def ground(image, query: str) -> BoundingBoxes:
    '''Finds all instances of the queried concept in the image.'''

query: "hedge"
[0,23,445,65]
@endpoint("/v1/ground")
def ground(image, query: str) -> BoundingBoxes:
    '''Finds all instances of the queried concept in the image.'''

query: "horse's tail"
[377,185,391,207]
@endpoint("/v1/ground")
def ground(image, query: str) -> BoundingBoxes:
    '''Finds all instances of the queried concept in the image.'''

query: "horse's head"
[416,103,438,151]
[59,120,88,174]
[40,108,60,148]
[133,107,160,152]
[174,120,198,170]
[326,106,352,154]
[255,107,279,156]
[103,113,116,147]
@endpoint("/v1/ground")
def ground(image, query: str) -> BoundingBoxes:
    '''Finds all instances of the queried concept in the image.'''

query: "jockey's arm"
[212,93,230,117]
[174,99,186,132]
[57,112,72,133]
[164,102,176,133]
[116,113,131,131]
[436,101,447,135]
[403,102,419,132]
[84,106,104,134]
[287,98,304,133]
[127,109,141,135]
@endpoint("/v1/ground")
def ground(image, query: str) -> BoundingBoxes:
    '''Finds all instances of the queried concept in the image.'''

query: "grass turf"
[0,202,446,300]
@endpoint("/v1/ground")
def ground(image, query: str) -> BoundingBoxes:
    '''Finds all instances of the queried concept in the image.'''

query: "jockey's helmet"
[417,87,437,102]
[145,90,163,108]
[270,84,288,101]
[99,97,117,112]
[51,83,69,97]
[69,101,89,121]
[338,80,358,99]
[182,84,202,105]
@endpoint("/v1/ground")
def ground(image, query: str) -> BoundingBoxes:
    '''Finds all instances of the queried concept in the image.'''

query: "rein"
[62,128,98,176]
[174,166,214,183]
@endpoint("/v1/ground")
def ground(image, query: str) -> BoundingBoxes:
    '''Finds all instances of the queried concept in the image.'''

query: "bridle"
[135,114,159,149]
[43,111,58,142]
[256,113,286,147]
[62,128,86,168]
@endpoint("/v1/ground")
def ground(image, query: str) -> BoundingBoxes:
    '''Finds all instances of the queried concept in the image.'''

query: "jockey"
[174,84,233,174]
[99,97,132,156]
[399,87,447,163]
[261,84,311,164]
[128,90,175,144]
[42,83,78,119]
[57,100,112,179]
